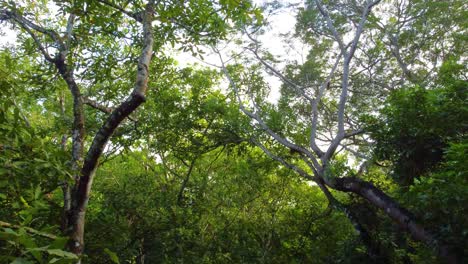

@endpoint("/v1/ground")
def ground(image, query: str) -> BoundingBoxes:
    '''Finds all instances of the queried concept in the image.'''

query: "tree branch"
[309,51,344,157]
[322,0,380,164]
[216,49,319,167]
[244,30,314,103]
[68,1,155,253]
[327,176,459,263]
[96,0,143,22]
[1,7,85,182]
[252,138,317,182]
[314,0,346,54]
[1,9,63,48]
[176,158,197,206]
[0,221,57,240]
[83,96,137,122]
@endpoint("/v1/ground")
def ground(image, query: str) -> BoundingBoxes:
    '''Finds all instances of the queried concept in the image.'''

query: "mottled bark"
[55,61,85,173]
[54,56,86,256]
[1,2,156,258]
[66,2,155,255]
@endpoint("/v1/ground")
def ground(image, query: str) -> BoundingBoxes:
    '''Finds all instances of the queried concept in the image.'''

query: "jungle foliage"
[0,0,466,263]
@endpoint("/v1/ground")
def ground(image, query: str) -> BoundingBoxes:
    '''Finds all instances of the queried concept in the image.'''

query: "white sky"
[0,0,301,103]
[175,0,304,102]
[0,1,369,166]
[0,25,17,46]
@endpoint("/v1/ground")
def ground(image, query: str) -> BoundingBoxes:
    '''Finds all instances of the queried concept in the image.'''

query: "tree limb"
[216,49,318,166]
[321,0,380,164]
[326,176,460,263]
[67,1,155,254]
[252,138,317,182]
[96,0,143,22]
[82,96,137,122]
[0,221,57,240]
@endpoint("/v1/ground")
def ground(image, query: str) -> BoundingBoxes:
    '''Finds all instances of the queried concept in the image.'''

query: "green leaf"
[0,230,18,240]
[104,248,120,264]
[19,196,30,208]
[11,258,34,264]
[3,228,17,236]
[46,249,78,259]
[49,236,69,250]
[0,168,8,176]
[34,186,41,200]
[20,237,42,263]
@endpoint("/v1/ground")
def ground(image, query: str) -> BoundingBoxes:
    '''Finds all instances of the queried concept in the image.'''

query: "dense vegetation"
[0,0,466,263]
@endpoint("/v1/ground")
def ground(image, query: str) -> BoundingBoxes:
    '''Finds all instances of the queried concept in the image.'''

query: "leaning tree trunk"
[316,180,386,261]
[65,3,155,256]
[325,176,460,264]
[1,2,156,259]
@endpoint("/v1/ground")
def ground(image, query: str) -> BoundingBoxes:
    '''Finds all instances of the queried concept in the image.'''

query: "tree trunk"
[136,238,146,264]
[1,4,155,261]
[64,2,155,256]
[316,180,386,261]
[327,176,460,264]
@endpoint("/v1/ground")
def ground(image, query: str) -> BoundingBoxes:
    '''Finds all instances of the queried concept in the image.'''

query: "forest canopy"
[0,0,466,263]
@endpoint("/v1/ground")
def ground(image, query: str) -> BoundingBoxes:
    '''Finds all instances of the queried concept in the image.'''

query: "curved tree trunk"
[326,176,460,264]
[66,3,155,256]
[316,181,386,261]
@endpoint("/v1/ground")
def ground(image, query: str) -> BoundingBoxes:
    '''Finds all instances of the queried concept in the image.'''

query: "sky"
[0,0,301,58]
[0,0,303,103]
[0,24,16,46]
[0,1,362,165]
[174,0,305,102]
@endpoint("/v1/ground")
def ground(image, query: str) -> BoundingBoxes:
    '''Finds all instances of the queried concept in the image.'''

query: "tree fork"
[66,1,155,256]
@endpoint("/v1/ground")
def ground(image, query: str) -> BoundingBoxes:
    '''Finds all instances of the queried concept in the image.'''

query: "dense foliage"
[0,0,466,263]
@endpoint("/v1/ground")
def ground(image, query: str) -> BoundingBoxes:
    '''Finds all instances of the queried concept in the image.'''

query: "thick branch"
[54,61,85,175]
[322,0,380,163]
[315,180,382,259]
[1,7,85,174]
[326,176,459,263]
[68,1,155,254]
[77,2,154,209]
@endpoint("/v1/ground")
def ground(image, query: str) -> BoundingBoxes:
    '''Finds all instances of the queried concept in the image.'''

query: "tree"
[1,0,465,262]
[367,57,467,259]
[216,0,465,262]
[367,58,467,186]
[1,0,257,259]
[0,50,79,263]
